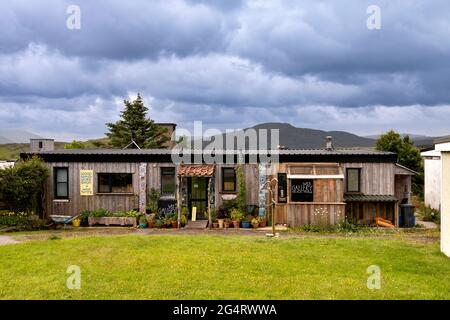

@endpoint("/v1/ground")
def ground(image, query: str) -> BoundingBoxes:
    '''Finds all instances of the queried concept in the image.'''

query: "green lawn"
[0,233,449,299]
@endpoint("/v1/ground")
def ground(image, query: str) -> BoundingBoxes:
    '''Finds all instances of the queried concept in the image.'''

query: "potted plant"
[212,221,219,228]
[146,188,160,214]
[224,219,230,229]
[230,208,243,229]
[241,217,251,229]
[171,213,178,229]
[259,216,267,228]
[251,217,260,228]
[217,207,228,229]
[138,215,147,228]
[147,214,155,228]
[154,217,164,228]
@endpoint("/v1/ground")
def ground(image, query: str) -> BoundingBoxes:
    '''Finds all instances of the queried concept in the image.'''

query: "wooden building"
[22,139,414,227]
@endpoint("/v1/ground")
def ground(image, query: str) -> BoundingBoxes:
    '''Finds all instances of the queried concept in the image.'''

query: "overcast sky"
[1,0,450,141]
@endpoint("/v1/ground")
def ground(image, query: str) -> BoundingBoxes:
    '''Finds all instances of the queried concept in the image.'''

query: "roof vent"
[325,136,333,151]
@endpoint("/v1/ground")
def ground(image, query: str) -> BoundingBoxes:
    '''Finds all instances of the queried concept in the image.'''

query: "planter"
[88,217,137,227]
[147,220,154,228]
[259,220,267,228]
[232,220,240,229]
[171,221,178,229]
[252,223,259,229]
[224,221,230,229]
[218,219,224,229]
[213,222,219,228]
[72,219,81,227]
[139,223,147,229]
[241,221,251,229]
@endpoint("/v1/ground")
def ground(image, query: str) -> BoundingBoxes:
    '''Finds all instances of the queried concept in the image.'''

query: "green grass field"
[0,233,449,300]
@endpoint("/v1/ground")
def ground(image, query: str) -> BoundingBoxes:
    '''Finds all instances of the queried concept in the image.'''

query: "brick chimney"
[325,136,333,150]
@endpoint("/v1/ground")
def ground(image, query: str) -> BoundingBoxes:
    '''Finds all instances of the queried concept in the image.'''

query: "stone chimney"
[30,139,54,153]
[325,136,333,150]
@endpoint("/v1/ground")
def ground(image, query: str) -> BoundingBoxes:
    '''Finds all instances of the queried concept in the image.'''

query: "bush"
[0,211,46,231]
[0,157,49,215]
[416,204,440,224]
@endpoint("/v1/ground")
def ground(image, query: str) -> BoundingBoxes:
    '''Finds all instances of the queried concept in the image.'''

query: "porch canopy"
[176,164,216,229]
[177,164,216,177]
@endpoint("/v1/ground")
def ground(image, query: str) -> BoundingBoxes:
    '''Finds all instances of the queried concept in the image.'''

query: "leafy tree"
[106,94,169,148]
[64,140,86,149]
[376,130,424,198]
[0,157,49,214]
[236,165,247,212]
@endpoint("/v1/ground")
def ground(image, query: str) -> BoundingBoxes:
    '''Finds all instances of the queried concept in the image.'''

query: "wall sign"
[291,179,314,202]
[80,170,94,196]
[158,199,177,216]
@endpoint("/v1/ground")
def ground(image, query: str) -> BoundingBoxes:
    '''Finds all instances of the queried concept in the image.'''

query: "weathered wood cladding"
[286,203,346,226]
[342,162,395,195]
[44,162,140,216]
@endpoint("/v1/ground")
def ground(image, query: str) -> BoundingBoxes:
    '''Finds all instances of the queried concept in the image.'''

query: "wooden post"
[394,201,399,227]
[177,174,181,228]
[138,163,147,214]
[208,177,212,229]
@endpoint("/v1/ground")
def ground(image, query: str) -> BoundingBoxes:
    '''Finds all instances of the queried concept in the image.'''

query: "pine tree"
[106,94,169,148]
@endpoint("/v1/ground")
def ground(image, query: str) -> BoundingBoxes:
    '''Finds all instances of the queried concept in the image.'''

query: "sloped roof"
[344,194,398,202]
[178,164,216,177]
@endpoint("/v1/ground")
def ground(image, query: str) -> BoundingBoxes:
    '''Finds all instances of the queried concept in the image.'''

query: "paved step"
[185,220,209,229]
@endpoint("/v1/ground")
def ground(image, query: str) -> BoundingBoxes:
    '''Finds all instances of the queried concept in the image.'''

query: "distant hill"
[0,129,42,144]
[199,123,376,150]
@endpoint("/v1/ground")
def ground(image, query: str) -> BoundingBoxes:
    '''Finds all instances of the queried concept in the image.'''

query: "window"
[278,173,287,203]
[222,167,236,192]
[54,167,69,199]
[161,167,176,196]
[346,168,361,192]
[38,141,43,149]
[98,173,133,193]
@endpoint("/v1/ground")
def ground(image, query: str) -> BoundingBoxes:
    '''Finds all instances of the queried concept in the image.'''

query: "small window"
[54,167,69,199]
[38,141,43,149]
[98,173,133,193]
[222,167,236,192]
[346,168,361,192]
[278,173,287,203]
[161,167,176,196]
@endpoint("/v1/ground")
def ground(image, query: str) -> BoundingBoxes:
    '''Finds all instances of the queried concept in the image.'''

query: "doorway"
[187,177,209,219]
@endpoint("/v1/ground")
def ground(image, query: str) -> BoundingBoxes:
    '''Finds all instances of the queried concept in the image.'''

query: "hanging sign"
[80,170,94,196]
[291,179,314,202]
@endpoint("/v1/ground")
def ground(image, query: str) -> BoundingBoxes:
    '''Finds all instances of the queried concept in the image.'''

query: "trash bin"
[400,204,415,228]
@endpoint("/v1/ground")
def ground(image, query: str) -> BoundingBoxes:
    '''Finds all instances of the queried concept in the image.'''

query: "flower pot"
[241,221,251,229]
[171,221,178,229]
[213,222,219,228]
[147,220,154,228]
[259,220,267,228]
[218,219,224,229]
[139,223,147,229]
[252,223,259,229]
[72,219,81,227]
[232,220,240,229]
[224,222,230,229]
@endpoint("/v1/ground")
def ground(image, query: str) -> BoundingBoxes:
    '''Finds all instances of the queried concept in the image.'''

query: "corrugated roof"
[28,148,395,156]
[344,194,398,202]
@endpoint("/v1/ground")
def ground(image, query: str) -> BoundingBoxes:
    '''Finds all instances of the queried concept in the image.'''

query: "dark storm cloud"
[0,0,449,139]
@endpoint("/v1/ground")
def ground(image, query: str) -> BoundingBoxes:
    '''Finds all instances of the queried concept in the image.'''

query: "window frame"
[277,173,287,203]
[221,167,236,192]
[54,167,69,199]
[97,173,133,194]
[160,167,176,197]
[346,168,361,193]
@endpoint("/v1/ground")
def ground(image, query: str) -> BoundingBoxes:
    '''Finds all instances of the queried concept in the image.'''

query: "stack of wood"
[375,217,395,228]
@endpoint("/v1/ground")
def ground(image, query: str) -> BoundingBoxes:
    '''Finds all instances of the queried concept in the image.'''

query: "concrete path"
[0,235,19,245]
[416,219,439,229]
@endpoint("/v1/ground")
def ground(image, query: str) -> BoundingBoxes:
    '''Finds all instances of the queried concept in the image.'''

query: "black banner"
[290,179,314,202]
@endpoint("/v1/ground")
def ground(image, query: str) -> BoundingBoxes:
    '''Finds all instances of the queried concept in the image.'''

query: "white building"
[434,137,450,257]
[421,149,442,211]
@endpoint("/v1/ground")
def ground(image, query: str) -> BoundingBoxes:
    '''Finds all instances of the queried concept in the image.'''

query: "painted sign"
[80,170,94,196]
[291,179,314,202]
[157,199,177,216]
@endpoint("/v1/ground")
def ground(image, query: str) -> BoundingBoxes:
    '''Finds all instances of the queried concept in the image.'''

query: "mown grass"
[0,234,448,300]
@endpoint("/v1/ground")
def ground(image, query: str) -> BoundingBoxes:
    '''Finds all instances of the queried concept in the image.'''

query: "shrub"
[417,204,440,224]
[0,212,46,231]
[0,157,49,215]
[90,208,111,217]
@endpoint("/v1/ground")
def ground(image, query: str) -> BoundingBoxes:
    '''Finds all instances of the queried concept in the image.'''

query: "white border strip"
[287,174,344,179]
